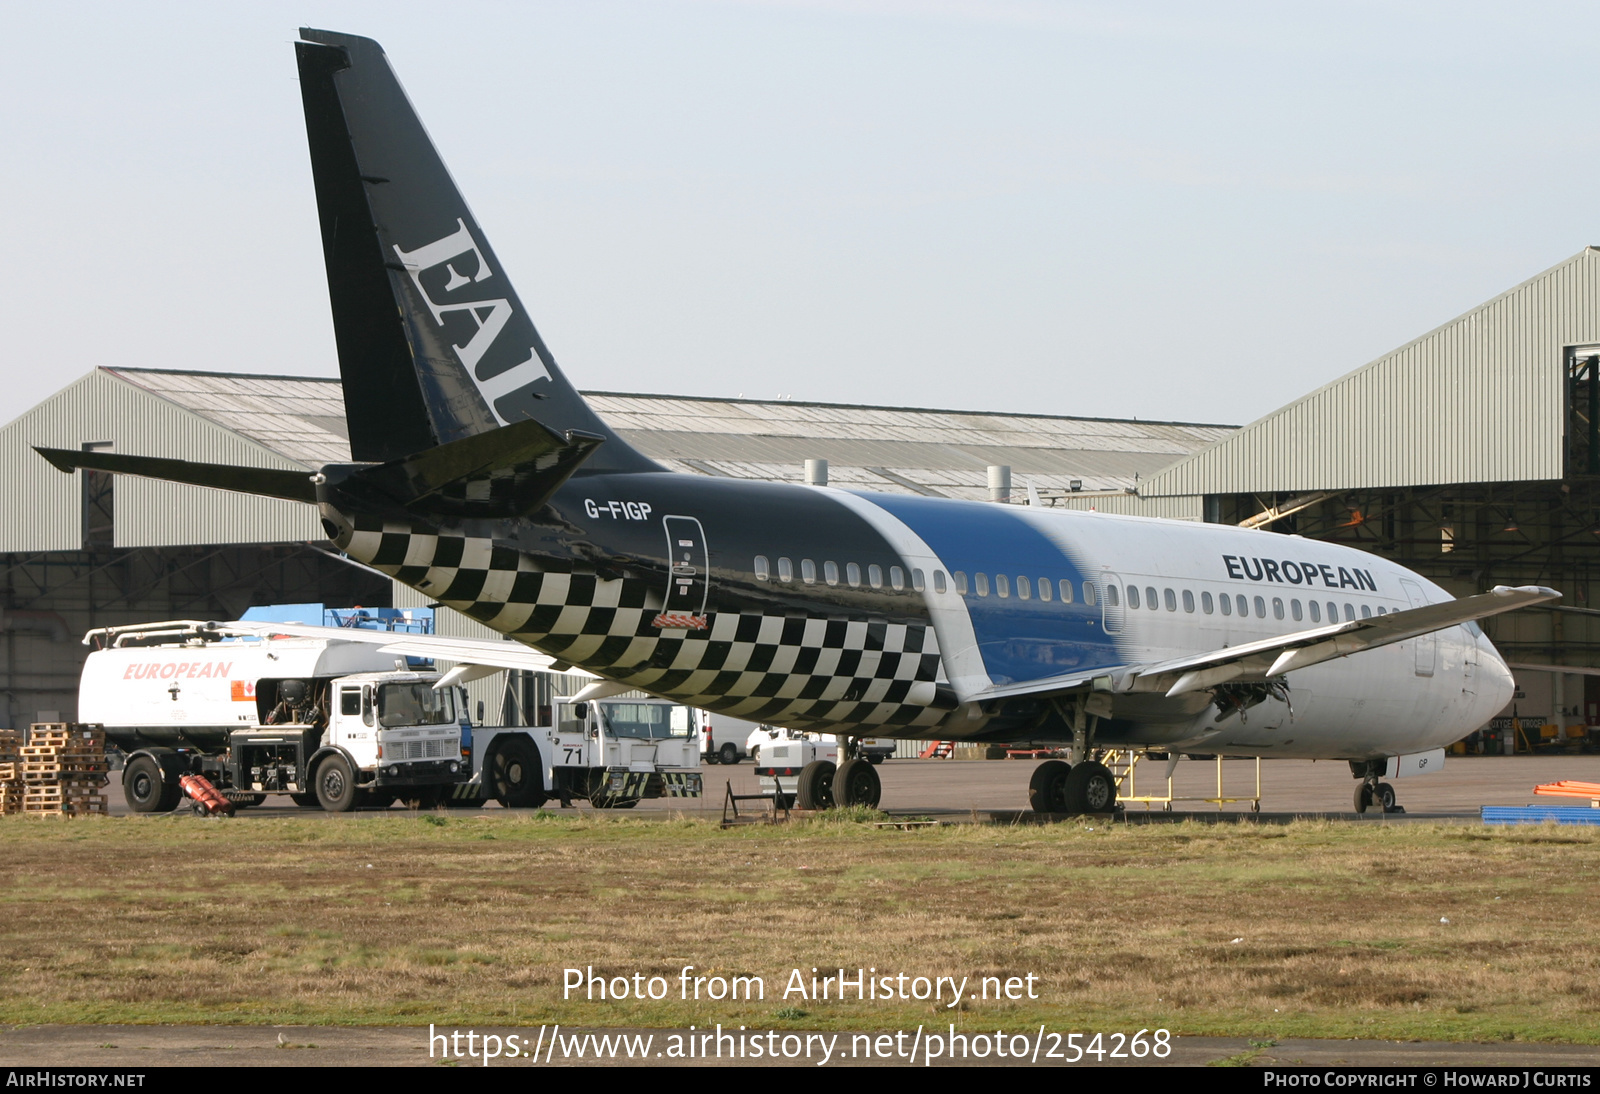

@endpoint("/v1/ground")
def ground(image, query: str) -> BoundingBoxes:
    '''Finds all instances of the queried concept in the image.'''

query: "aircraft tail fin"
[295,28,656,472]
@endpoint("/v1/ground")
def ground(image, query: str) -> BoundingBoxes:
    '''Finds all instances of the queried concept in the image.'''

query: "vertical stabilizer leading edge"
[295,28,658,473]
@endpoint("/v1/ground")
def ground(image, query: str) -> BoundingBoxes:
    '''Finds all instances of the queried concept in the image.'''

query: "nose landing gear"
[1351,760,1403,814]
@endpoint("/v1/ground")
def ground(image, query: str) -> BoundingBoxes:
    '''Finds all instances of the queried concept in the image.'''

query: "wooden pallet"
[23,801,108,817]
[0,762,18,781]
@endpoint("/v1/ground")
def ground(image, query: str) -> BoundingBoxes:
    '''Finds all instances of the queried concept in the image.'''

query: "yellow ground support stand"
[1103,749,1262,813]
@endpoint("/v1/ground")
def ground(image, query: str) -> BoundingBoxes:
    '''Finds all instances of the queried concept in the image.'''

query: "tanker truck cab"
[313,671,471,809]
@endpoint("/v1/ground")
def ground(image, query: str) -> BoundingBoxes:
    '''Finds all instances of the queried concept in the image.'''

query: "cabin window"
[975,573,990,597]
[847,562,861,587]
[933,570,947,594]
[868,564,884,589]
[1309,601,1321,623]
[1376,605,1386,615]
[1291,599,1303,622]
[1254,596,1266,618]
[1182,589,1195,613]
[1105,584,1118,607]
[890,566,906,591]
[1220,593,1232,616]
[1146,586,1159,610]
[1237,595,1249,617]
[801,559,817,584]
[824,561,839,586]
[954,571,968,595]
[340,689,361,716]
[1343,603,1355,621]
[1017,575,1032,600]
[1164,588,1177,612]
[1201,591,1214,614]
[777,557,793,582]
[1361,604,1372,618]
[1061,579,1075,604]
[996,574,1010,598]
[754,555,770,581]
[1037,577,1051,602]
[1126,585,1140,609]
[1083,582,1097,606]
[912,568,925,592]
[1272,597,1284,621]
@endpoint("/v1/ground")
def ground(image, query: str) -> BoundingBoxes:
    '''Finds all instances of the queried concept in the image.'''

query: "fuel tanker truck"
[79,620,470,812]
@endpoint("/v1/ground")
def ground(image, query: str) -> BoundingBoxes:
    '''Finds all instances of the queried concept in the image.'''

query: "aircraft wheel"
[1028,759,1072,813]
[1375,782,1398,813]
[489,736,548,809]
[124,756,180,814]
[315,755,359,813]
[832,758,881,808]
[796,760,837,809]
[1064,761,1117,814]
[719,743,740,765]
[1353,783,1373,814]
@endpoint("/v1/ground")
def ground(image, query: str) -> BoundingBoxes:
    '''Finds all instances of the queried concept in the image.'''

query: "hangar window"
[1127,586,1140,609]
[890,566,906,591]
[1164,588,1177,612]
[801,559,817,584]
[1146,586,1159,610]
[1220,593,1232,616]
[754,555,770,580]
[1272,597,1284,621]
[1182,590,1195,613]
[1060,579,1074,604]
[824,561,839,586]
[1038,577,1051,602]
[1360,604,1372,618]
[974,573,990,597]
[1309,601,1321,623]
[933,570,947,593]
[1105,584,1118,607]
[1254,596,1266,618]
[1291,599,1303,622]
[847,562,861,587]
[1343,603,1355,622]
[1237,595,1249,617]
[777,557,793,582]
[1201,591,1214,614]
[912,568,925,592]
[1017,576,1032,600]
[868,564,884,588]
[954,571,968,594]
[996,574,1010,598]
[1082,582,1096,606]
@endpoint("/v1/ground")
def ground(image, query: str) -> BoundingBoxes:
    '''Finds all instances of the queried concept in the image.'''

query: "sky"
[4,1,1600,432]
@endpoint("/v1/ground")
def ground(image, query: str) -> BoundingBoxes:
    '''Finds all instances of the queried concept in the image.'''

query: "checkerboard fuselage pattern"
[343,515,950,733]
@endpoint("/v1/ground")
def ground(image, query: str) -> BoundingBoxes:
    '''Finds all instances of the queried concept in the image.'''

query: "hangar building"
[0,366,1228,729]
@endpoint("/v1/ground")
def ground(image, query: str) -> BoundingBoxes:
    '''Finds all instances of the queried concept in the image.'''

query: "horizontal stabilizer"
[212,620,597,679]
[34,447,316,503]
[344,418,604,518]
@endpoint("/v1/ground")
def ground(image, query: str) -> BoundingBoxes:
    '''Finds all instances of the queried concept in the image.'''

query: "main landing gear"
[1351,760,1403,815]
[795,739,882,809]
[1027,759,1119,815]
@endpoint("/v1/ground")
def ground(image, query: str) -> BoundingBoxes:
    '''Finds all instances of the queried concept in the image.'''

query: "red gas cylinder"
[179,774,236,817]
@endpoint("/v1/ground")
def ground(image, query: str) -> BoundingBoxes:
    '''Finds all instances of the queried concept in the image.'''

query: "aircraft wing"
[965,584,1558,704]
[213,621,596,678]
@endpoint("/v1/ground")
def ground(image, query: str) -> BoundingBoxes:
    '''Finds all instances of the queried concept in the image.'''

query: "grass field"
[1,811,1598,1042]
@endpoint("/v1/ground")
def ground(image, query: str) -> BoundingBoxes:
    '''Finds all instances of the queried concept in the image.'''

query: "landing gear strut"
[1351,761,1402,814]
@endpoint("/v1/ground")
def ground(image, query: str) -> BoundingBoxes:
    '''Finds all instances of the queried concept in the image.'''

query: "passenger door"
[1400,579,1436,677]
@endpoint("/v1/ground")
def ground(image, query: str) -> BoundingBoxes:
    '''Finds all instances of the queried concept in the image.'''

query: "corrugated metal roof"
[100,369,1233,501]
[1141,247,1600,498]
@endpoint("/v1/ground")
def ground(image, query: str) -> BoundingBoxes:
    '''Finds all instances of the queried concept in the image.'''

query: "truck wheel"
[750,746,759,764]
[796,760,837,809]
[124,756,179,813]
[290,793,321,810]
[832,758,881,808]
[719,742,740,765]
[396,787,444,809]
[489,737,547,809]
[314,755,359,813]
[704,751,719,765]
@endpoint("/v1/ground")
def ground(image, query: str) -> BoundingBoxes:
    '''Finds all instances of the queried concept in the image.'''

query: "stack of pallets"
[21,723,108,817]
[0,729,21,815]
